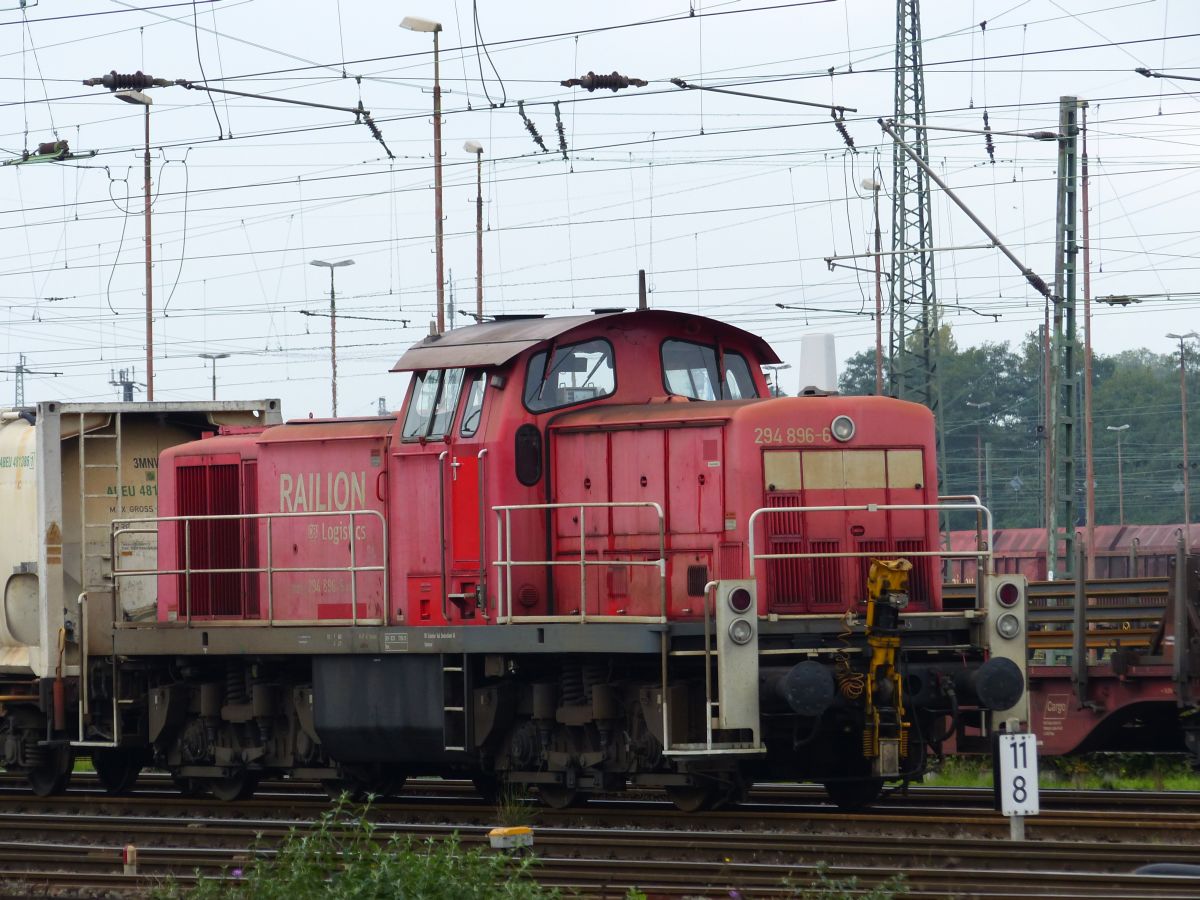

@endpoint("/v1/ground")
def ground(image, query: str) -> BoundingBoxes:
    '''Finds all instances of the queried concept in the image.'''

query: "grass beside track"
[926,752,1200,792]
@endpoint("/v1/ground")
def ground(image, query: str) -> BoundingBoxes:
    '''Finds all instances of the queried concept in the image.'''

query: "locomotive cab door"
[445,371,489,619]
[391,368,489,626]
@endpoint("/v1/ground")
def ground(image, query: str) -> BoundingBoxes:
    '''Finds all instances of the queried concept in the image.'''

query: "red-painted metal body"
[156,310,944,626]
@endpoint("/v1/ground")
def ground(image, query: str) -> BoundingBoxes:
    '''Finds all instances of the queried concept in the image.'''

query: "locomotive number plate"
[753,426,831,445]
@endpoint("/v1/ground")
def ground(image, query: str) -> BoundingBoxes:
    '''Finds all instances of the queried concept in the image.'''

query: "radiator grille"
[897,539,930,607]
[764,493,804,608]
[242,462,260,617]
[176,463,245,618]
[808,540,843,607]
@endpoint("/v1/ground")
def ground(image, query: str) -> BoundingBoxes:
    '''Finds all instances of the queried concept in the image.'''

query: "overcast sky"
[1,0,1197,415]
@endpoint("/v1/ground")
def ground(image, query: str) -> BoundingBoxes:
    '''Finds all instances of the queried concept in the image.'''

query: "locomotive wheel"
[92,749,144,795]
[472,775,501,803]
[206,772,259,802]
[322,767,406,802]
[822,776,884,811]
[322,780,368,802]
[27,747,74,797]
[710,772,751,810]
[173,776,206,798]
[665,784,715,812]
[369,774,407,799]
[538,785,584,809]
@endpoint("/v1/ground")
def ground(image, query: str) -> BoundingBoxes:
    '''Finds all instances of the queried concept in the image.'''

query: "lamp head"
[463,140,483,154]
[310,259,356,269]
[400,16,442,32]
[115,90,152,106]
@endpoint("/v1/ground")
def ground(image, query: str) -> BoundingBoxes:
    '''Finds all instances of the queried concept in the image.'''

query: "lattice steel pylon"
[1047,96,1081,578]
[889,0,944,485]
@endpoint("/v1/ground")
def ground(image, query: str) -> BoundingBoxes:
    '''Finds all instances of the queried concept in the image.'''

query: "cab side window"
[523,339,615,412]
[662,339,760,400]
[723,352,758,399]
[662,339,719,400]
[459,372,486,437]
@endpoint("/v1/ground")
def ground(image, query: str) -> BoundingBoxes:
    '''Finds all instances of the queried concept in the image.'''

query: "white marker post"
[995,732,1039,840]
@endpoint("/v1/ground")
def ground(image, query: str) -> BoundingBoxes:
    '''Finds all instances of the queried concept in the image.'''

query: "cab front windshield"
[402,368,466,440]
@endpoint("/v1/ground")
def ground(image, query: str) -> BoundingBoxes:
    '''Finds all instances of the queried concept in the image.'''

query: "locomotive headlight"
[995,612,1022,640]
[728,618,754,645]
[830,415,855,442]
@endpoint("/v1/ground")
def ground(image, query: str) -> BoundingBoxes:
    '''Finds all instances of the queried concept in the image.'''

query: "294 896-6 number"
[753,426,832,445]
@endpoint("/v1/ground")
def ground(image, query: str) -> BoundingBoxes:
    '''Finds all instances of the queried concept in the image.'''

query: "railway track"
[8,770,1200,808]
[0,776,1198,897]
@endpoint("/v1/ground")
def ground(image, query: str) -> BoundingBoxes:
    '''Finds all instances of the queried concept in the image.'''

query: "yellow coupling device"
[863,559,912,777]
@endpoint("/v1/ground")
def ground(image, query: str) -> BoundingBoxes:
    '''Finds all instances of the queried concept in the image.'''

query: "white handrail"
[111,508,388,626]
[492,501,667,623]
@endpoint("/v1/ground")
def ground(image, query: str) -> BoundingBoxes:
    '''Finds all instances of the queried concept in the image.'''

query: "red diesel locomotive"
[36,310,1026,809]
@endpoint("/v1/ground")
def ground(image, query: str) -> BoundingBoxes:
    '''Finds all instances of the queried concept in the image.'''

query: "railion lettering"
[279,471,367,513]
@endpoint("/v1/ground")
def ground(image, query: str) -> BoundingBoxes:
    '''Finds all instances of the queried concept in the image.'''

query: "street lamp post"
[762,363,792,397]
[1167,331,1198,548]
[116,89,155,400]
[401,16,445,333]
[861,177,884,396]
[1107,424,1131,525]
[311,259,355,416]
[198,352,230,401]
[464,141,484,324]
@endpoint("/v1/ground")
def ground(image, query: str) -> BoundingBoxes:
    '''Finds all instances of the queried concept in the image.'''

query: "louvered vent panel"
[242,462,260,617]
[896,539,930,609]
[209,464,241,616]
[175,466,209,616]
[175,463,245,618]
[764,492,804,608]
[809,540,842,607]
[718,542,745,580]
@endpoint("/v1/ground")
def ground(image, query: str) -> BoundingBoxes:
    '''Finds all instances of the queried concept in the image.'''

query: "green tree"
[838,328,1200,530]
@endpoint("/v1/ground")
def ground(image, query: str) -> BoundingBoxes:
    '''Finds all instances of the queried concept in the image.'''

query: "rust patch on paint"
[45,521,63,565]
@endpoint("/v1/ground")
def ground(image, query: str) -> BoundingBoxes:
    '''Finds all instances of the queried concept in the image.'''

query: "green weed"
[152,797,557,899]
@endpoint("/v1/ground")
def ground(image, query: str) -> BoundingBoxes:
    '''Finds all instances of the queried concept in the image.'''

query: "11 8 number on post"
[996,733,1040,816]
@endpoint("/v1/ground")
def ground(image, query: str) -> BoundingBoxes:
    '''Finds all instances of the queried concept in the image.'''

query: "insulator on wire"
[81,70,172,91]
[518,101,547,152]
[553,101,568,161]
[832,109,856,152]
[560,71,647,93]
[983,110,996,164]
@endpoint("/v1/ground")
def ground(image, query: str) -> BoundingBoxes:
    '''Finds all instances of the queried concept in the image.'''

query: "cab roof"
[390,309,780,372]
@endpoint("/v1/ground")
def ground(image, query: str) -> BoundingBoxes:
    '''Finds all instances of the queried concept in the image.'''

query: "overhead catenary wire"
[4,3,1195,403]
